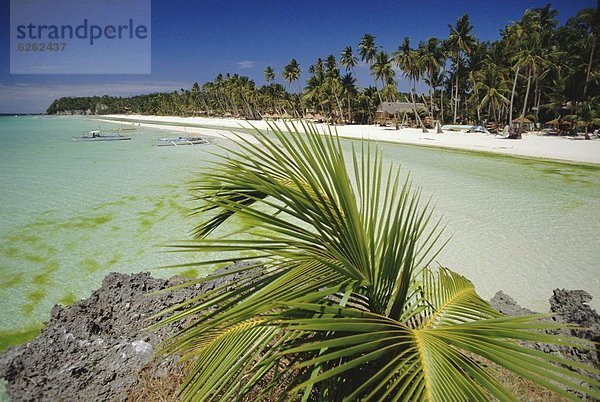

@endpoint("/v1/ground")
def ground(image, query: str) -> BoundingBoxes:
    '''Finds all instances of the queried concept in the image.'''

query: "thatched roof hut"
[512,116,534,131]
[312,113,325,122]
[512,116,531,124]
[304,113,315,120]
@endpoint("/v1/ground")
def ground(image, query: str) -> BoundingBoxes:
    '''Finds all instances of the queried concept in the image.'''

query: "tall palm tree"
[283,58,303,114]
[576,7,599,98]
[341,72,357,123]
[395,38,427,130]
[359,33,382,103]
[418,38,444,120]
[158,122,599,401]
[370,51,395,101]
[340,46,358,73]
[446,15,477,123]
[263,66,275,84]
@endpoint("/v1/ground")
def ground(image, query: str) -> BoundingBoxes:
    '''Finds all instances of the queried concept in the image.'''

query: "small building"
[545,118,572,133]
[375,102,426,125]
[511,116,534,132]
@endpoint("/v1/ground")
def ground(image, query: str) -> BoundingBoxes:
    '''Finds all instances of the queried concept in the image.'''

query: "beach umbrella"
[511,116,532,124]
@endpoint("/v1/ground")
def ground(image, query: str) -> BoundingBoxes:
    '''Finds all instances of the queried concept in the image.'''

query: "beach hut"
[312,113,325,123]
[511,116,533,132]
[281,111,292,119]
[304,113,315,120]
[375,102,426,125]
[545,118,572,133]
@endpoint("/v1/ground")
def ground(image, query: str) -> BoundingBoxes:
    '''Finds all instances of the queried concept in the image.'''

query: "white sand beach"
[101,114,600,165]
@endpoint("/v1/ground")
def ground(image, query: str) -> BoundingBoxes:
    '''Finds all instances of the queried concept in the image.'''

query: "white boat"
[72,130,132,142]
[441,124,489,133]
[156,136,208,146]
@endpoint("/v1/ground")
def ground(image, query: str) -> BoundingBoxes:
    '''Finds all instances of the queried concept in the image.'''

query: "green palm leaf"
[157,120,599,401]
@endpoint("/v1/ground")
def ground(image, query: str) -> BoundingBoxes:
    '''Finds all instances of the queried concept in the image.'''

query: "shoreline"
[98,114,600,166]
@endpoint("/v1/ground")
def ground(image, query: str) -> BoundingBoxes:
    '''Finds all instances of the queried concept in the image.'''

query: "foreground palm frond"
[159,120,599,401]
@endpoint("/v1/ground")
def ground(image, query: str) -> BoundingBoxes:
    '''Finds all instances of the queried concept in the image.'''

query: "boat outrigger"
[156,136,208,146]
[72,130,132,142]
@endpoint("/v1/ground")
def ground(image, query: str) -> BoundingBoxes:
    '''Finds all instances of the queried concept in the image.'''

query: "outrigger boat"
[72,130,132,142]
[156,136,208,146]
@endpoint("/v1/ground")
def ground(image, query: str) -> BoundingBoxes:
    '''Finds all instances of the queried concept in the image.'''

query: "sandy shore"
[101,114,600,165]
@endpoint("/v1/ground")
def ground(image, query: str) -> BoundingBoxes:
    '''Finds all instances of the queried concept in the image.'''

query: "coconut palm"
[263,66,275,84]
[576,7,599,98]
[418,38,445,120]
[341,72,357,122]
[283,58,303,114]
[395,38,428,130]
[157,122,599,401]
[446,15,477,123]
[359,33,382,103]
[340,46,358,73]
[370,51,395,101]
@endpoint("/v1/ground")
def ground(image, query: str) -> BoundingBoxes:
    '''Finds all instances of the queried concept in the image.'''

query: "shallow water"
[0,115,599,348]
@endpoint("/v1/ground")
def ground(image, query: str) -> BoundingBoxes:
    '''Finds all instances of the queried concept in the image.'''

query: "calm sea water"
[1,115,599,348]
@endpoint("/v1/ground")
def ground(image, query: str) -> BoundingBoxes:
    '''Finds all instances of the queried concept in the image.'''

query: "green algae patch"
[59,292,79,306]
[107,253,122,267]
[81,258,102,273]
[3,272,23,287]
[179,268,199,278]
[70,213,115,229]
[0,325,43,352]
[23,290,47,314]
[33,271,53,286]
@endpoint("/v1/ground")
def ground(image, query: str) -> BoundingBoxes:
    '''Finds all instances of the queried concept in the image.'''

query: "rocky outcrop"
[490,289,600,371]
[0,263,255,401]
[1,270,598,401]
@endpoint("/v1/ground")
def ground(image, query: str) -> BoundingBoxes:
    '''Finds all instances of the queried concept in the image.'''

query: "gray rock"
[489,291,535,316]
[0,262,257,401]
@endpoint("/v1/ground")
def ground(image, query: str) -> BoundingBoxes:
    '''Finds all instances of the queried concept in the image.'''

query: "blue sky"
[0,0,595,113]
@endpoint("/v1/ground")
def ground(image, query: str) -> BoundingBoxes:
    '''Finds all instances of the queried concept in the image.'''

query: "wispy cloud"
[0,81,189,113]
[236,60,259,69]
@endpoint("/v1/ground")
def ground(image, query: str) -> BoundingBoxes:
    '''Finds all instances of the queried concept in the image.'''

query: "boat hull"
[72,136,132,141]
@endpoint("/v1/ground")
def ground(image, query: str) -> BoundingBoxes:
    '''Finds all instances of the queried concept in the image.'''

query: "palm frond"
[156,120,599,401]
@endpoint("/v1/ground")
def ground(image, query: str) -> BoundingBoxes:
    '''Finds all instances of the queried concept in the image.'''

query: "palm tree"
[576,7,599,98]
[283,58,302,114]
[158,122,599,401]
[341,72,357,123]
[263,66,275,84]
[418,38,444,121]
[370,51,395,101]
[446,15,477,123]
[395,38,427,130]
[340,46,358,73]
[359,33,382,103]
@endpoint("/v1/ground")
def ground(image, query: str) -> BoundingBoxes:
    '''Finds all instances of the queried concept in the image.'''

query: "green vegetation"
[47,5,599,132]
[0,326,43,352]
[156,121,599,400]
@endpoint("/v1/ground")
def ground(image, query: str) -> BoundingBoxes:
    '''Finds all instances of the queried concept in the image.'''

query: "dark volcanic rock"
[490,291,535,316]
[490,289,600,373]
[0,262,255,402]
[548,289,600,370]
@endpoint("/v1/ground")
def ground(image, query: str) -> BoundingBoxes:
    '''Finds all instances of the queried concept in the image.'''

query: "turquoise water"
[0,116,599,348]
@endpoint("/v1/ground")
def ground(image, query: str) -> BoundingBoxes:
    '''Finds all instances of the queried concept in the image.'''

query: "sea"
[1,115,599,350]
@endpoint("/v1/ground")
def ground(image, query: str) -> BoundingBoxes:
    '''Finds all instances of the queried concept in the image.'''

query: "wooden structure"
[545,118,572,133]
[511,116,534,131]
[375,102,426,125]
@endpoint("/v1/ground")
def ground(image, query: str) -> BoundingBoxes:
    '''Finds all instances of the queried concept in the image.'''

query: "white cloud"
[236,60,259,69]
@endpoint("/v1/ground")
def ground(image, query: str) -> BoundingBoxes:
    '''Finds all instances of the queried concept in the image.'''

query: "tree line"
[48,5,598,132]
